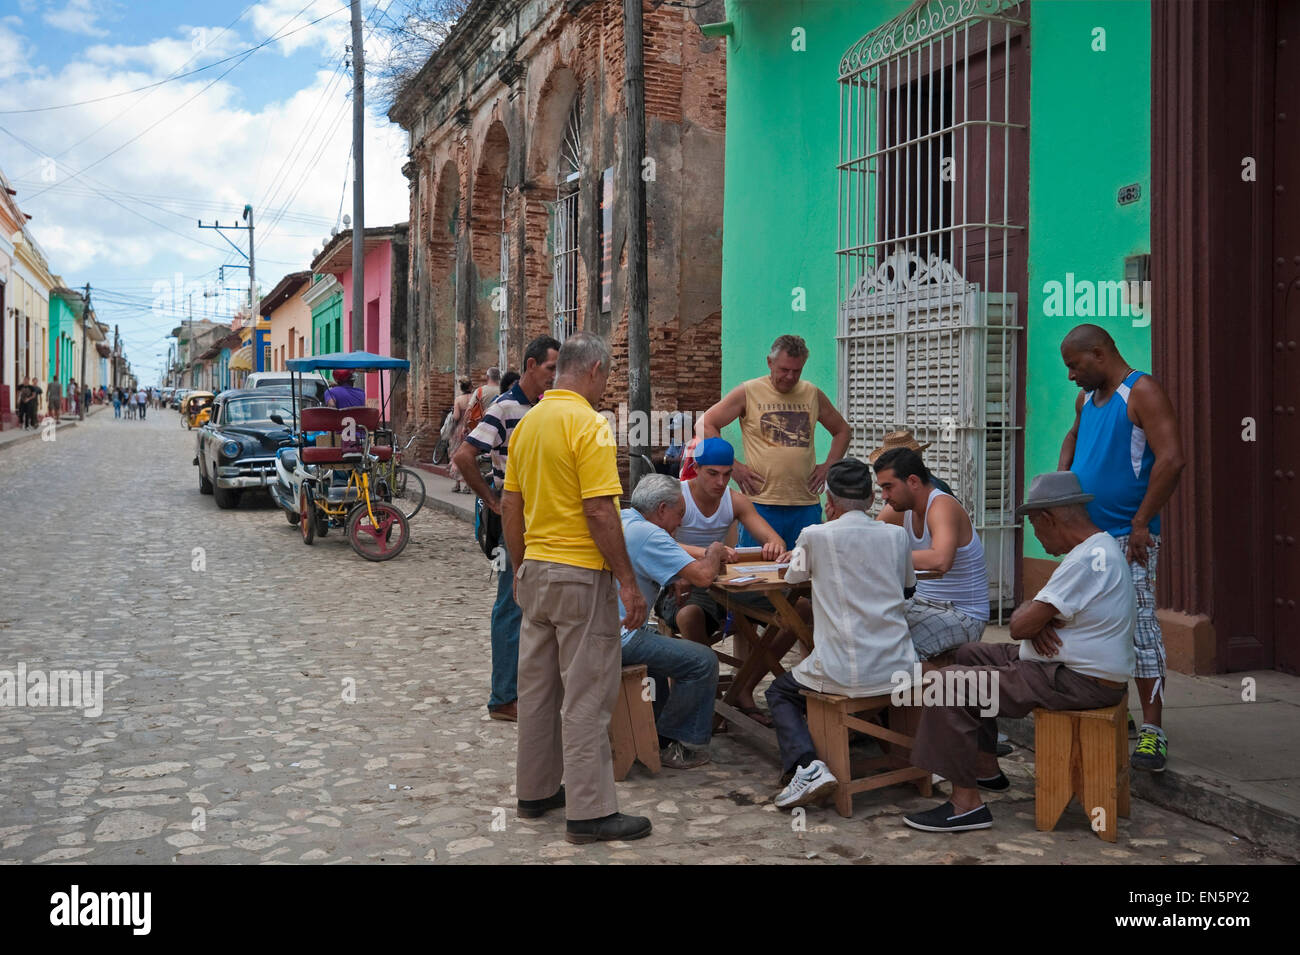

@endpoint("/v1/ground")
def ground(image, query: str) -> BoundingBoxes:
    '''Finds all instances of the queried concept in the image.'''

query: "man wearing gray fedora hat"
[904,471,1136,832]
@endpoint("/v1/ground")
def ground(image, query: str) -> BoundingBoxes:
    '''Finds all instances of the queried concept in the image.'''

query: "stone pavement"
[0,409,1286,864]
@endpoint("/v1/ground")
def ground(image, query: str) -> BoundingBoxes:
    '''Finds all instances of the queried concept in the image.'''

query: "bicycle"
[372,426,428,520]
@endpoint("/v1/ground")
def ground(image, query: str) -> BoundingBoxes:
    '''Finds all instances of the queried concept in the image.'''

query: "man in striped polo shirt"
[454,334,560,722]
[1059,323,1185,772]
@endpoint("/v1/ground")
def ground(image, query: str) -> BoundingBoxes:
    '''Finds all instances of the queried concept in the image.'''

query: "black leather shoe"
[517,786,565,819]
[565,812,652,844]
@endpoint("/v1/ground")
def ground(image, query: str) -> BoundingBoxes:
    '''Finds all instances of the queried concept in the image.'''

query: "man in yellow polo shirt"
[501,331,650,845]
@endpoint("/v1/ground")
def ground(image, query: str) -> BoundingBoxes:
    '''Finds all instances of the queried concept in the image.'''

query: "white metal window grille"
[837,0,1026,616]
[552,98,582,342]
[499,184,510,370]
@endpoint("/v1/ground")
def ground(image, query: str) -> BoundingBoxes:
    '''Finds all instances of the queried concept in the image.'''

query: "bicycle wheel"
[346,501,409,561]
[391,466,426,519]
[430,439,449,466]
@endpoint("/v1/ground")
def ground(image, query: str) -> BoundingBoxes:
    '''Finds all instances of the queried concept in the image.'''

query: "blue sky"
[1,0,413,384]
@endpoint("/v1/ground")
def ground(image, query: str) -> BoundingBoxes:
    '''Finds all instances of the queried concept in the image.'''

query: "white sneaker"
[774,759,838,809]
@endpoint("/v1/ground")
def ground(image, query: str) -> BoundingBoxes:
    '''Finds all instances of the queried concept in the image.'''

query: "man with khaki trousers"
[501,331,651,844]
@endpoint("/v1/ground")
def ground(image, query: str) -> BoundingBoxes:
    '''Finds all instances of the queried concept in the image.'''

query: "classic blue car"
[195,388,319,509]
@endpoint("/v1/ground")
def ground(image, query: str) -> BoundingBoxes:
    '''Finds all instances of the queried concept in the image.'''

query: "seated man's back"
[785,512,916,696]
[1021,529,1136,683]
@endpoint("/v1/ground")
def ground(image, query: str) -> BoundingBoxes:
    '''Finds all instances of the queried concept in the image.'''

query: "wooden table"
[706,565,809,753]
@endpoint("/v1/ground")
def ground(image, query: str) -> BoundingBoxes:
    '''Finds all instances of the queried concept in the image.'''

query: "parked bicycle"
[372,426,428,520]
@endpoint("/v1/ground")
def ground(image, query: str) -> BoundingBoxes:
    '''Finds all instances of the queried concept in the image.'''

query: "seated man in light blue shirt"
[620,473,726,769]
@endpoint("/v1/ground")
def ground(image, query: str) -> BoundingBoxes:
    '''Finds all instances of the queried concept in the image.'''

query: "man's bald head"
[1061,324,1116,356]
[1060,324,1125,392]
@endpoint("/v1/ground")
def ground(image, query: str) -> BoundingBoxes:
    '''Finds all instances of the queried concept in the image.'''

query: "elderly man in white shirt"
[767,458,918,809]
[904,471,1136,833]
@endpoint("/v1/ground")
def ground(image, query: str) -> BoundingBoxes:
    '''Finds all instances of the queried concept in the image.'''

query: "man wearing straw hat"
[871,431,990,660]
[903,471,1135,832]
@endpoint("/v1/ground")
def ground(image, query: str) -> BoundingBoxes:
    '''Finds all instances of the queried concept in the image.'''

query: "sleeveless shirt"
[739,376,819,506]
[904,488,990,621]
[675,481,736,547]
[1070,369,1159,536]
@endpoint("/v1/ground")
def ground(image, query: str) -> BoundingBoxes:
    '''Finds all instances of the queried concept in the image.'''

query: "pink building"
[310,224,409,423]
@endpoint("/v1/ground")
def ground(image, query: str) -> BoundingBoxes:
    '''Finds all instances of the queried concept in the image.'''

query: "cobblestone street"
[0,410,1284,864]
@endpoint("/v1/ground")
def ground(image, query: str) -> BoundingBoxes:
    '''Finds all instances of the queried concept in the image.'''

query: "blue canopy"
[284,350,410,372]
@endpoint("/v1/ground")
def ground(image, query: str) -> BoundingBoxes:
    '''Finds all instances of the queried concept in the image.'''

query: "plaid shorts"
[1114,532,1165,680]
[905,595,986,660]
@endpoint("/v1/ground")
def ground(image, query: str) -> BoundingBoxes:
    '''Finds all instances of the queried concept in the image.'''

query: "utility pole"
[244,203,256,344]
[79,283,90,421]
[113,325,119,390]
[623,0,651,485]
[350,0,365,352]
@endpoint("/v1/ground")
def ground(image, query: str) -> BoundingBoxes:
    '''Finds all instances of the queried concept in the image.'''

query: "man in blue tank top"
[1059,324,1186,772]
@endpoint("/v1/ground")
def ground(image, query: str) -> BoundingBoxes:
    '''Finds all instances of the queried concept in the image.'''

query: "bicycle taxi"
[268,350,412,561]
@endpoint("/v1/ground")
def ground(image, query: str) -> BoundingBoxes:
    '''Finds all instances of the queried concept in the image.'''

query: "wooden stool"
[609,664,661,781]
[801,691,933,818]
[1033,694,1130,842]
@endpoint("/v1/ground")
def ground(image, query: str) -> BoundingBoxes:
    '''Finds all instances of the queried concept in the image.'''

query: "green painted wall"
[719,0,1152,564]
[719,0,905,457]
[310,282,343,356]
[1023,0,1150,559]
[48,296,77,384]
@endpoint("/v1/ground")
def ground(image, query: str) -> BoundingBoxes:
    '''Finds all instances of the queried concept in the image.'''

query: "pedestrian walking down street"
[112,389,121,418]
[500,331,651,845]
[1058,323,1185,773]
[136,387,148,420]
[446,379,474,493]
[47,379,61,420]
[452,335,560,723]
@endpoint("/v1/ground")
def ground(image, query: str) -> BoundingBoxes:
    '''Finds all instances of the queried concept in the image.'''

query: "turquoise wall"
[719,0,905,456]
[48,296,77,383]
[1023,0,1150,559]
[311,284,343,356]
[720,0,1152,563]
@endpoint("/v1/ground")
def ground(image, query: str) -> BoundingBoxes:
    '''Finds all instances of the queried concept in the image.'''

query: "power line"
[0,4,344,115]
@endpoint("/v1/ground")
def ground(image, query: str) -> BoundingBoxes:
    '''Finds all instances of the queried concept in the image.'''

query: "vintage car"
[195,387,320,509]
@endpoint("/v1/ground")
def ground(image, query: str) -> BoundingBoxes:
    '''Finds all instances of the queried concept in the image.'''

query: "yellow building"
[260,271,311,372]
[9,227,55,418]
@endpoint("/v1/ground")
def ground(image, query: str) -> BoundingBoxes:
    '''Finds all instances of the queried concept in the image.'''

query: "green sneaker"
[1131,726,1167,772]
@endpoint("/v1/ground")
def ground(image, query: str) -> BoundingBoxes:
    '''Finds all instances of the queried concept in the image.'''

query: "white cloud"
[42,0,113,38]
[0,12,411,380]
[0,18,35,81]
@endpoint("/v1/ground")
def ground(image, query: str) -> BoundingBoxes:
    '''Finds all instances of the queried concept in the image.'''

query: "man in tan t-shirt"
[696,334,851,550]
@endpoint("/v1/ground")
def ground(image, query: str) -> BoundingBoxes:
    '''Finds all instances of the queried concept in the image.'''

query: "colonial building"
[310,224,409,418]
[390,0,727,453]
[712,0,1298,676]
[260,271,313,372]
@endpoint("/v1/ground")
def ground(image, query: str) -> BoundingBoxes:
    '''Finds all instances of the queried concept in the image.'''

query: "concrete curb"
[1000,714,1300,860]
[423,492,474,524]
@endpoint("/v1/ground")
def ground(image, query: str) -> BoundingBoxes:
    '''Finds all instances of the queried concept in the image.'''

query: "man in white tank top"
[659,438,796,723]
[874,447,990,659]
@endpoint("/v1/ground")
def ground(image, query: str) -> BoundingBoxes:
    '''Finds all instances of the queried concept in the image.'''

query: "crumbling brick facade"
[392,0,726,464]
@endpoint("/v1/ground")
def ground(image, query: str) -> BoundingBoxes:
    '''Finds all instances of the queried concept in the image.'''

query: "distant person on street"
[695,333,851,550]
[1058,323,1185,773]
[501,331,651,845]
[454,334,560,723]
[447,378,474,494]
[135,387,147,420]
[323,369,365,409]
[112,388,122,419]
[47,379,61,419]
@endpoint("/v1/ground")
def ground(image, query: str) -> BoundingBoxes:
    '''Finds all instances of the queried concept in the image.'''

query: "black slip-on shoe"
[517,786,565,819]
[976,771,1011,792]
[565,812,652,844]
[904,801,993,833]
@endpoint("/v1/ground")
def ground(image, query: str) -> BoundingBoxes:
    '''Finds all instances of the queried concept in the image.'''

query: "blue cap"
[693,437,734,467]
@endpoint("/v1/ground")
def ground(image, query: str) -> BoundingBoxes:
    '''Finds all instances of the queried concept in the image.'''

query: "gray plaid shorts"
[1114,532,1165,680]
[906,595,986,660]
